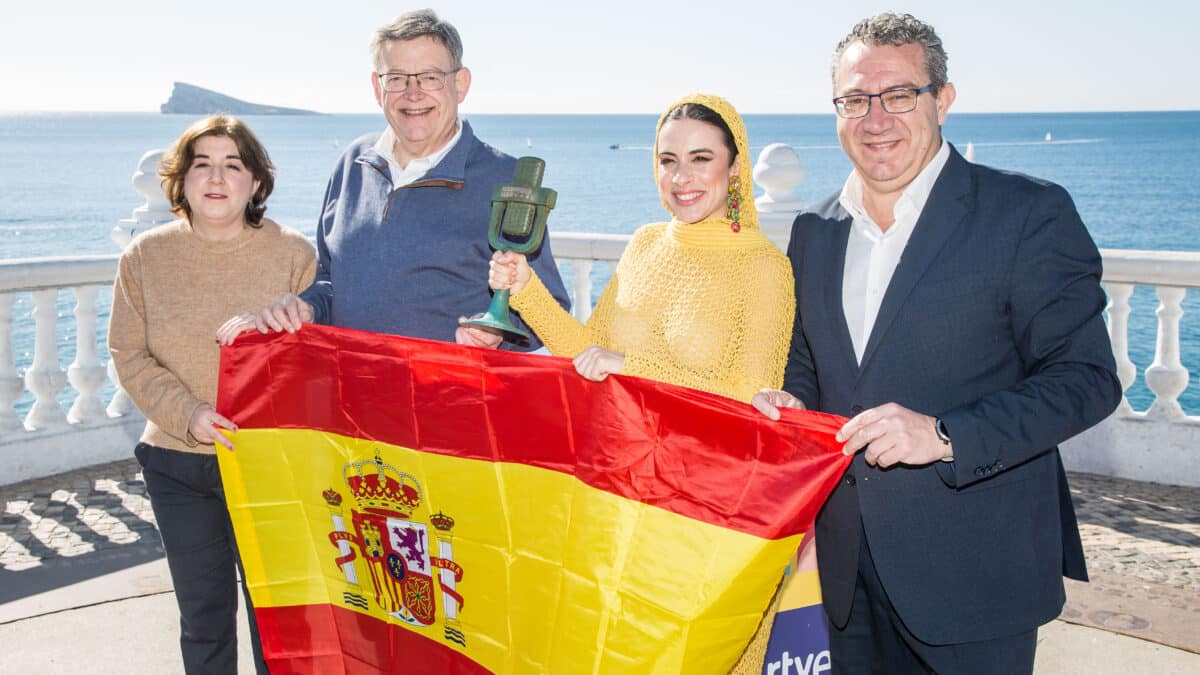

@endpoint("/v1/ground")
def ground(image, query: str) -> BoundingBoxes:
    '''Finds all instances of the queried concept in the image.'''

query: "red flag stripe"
[218,326,849,540]
[257,604,490,675]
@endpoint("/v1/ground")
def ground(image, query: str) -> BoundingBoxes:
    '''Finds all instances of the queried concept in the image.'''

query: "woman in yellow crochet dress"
[488,92,794,671]
[490,92,794,404]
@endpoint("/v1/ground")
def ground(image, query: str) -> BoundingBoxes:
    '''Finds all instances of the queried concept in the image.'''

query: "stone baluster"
[106,361,134,418]
[108,148,171,418]
[752,144,806,249]
[67,286,107,424]
[752,144,806,213]
[0,294,24,433]
[1103,282,1137,414]
[571,259,594,323]
[1144,286,1189,419]
[111,149,172,249]
[24,289,67,429]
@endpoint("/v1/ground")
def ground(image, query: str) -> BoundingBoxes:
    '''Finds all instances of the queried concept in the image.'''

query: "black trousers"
[826,520,1037,675]
[136,443,268,675]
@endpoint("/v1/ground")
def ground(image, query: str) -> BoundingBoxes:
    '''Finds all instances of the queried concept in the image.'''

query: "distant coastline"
[160,82,319,115]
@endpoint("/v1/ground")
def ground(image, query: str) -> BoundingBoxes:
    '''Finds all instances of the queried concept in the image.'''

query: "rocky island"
[160,82,318,115]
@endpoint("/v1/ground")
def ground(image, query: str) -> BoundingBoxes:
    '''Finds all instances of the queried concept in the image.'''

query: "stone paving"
[1070,472,1199,593]
[0,458,160,600]
[1,459,1197,654]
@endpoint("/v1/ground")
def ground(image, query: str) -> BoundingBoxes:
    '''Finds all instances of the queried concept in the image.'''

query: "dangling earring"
[726,176,741,233]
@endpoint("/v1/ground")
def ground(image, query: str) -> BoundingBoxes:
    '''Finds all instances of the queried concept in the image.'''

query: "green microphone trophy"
[461,156,556,340]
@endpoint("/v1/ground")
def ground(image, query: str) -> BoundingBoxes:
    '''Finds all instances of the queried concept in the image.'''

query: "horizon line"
[2,107,1199,116]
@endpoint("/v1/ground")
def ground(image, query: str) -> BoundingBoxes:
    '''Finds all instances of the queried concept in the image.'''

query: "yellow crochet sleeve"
[510,226,667,360]
[509,267,604,358]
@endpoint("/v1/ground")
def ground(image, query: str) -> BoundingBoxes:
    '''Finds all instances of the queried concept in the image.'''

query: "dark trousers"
[826,520,1037,675]
[136,443,268,675]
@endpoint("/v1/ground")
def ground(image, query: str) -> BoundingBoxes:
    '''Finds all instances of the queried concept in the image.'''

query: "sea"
[0,110,1197,414]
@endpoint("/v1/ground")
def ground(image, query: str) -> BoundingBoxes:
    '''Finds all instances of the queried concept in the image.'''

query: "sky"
[3,0,1196,114]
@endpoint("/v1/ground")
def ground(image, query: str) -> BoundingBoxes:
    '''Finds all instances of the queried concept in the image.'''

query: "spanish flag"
[217,325,849,674]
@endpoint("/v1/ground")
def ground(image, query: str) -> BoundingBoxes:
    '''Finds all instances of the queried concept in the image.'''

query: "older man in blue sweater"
[257,9,568,348]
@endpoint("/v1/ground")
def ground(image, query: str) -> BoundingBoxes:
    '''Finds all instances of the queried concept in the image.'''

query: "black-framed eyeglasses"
[832,85,935,119]
[376,69,460,92]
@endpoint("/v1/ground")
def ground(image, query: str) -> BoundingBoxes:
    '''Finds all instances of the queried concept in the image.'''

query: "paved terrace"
[0,459,1195,674]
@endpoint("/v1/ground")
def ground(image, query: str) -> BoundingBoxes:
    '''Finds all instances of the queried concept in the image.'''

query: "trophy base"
[460,312,531,341]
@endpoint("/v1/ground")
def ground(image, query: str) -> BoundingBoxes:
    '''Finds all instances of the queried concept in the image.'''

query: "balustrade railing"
[1,243,1195,485]
[0,144,1196,487]
[0,256,118,431]
[1101,251,1200,419]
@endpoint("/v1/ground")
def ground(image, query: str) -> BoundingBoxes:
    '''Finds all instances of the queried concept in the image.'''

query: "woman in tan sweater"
[108,115,315,674]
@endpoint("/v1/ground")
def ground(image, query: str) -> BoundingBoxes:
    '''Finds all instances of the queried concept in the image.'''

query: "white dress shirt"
[839,141,951,363]
[373,118,464,187]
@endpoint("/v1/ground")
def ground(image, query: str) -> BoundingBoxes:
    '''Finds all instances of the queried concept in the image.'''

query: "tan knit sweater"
[510,218,795,403]
[108,219,316,454]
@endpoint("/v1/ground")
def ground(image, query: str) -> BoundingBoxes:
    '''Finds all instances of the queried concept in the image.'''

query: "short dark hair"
[662,103,738,167]
[371,9,464,71]
[832,12,949,94]
[159,115,275,227]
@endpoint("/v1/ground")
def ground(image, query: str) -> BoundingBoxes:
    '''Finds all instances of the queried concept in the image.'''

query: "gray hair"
[370,9,464,71]
[831,12,948,94]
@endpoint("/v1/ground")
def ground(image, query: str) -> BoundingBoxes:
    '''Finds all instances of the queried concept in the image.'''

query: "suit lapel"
[857,148,974,376]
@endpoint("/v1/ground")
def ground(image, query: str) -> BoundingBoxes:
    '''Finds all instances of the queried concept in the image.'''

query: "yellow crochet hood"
[654,93,758,231]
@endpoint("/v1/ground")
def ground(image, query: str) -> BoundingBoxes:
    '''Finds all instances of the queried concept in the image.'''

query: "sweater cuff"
[180,401,206,448]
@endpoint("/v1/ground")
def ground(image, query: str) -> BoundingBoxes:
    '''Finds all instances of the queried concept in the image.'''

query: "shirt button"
[844,475,857,486]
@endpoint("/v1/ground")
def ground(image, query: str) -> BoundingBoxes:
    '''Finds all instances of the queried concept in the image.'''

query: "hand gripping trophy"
[461,156,556,340]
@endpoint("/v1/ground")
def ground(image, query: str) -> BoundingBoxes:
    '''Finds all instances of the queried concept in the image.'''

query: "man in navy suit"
[753,12,1121,674]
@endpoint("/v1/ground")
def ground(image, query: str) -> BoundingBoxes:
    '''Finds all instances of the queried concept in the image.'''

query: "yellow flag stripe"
[221,427,803,673]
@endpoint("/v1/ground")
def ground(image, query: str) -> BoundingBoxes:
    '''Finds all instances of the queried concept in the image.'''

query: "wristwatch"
[934,417,954,462]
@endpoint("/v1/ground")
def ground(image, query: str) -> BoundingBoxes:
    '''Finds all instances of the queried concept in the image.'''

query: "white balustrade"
[0,257,145,485]
[0,256,121,435]
[1099,250,1200,421]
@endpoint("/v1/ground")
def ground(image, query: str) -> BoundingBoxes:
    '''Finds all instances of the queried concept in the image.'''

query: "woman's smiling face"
[656,118,739,223]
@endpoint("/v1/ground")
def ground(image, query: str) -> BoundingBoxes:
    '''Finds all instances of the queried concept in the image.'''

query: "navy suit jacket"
[784,146,1121,644]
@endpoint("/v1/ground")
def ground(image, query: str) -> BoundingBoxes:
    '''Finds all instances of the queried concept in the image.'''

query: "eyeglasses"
[832,85,935,119]
[376,69,460,92]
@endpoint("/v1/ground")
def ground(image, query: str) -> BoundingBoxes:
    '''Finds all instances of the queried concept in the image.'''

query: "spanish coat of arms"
[324,452,466,645]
